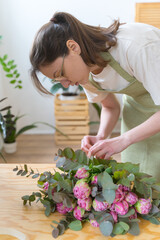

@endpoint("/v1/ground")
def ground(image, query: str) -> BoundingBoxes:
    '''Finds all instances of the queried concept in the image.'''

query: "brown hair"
[30,12,120,94]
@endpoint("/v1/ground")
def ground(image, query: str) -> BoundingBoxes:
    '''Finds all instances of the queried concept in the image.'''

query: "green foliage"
[0,108,37,143]
[13,148,160,239]
[0,54,22,89]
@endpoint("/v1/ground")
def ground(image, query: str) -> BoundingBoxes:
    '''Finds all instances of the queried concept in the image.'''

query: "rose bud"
[73,179,91,199]
[74,167,90,179]
[90,219,99,227]
[73,206,85,220]
[78,197,92,211]
[125,192,138,205]
[56,201,75,214]
[134,198,152,215]
[92,199,109,211]
[91,175,98,184]
[114,200,129,215]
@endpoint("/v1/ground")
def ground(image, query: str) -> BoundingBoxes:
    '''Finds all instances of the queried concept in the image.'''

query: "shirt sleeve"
[131,41,160,106]
[82,83,109,103]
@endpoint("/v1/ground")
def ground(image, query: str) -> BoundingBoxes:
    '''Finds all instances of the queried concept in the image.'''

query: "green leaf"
[118,208,135,218]
[102,189,115,204]
[45,206,51,217]
[24,164,28,172]
[10,80,16,84]
[99,221,113,236]
[29,195,36,202]
[127,173,135,181]
[10,64,17,69]
[21,171,27,176]
[128,222,140,236]
[52,228,59,238]
[119,222,129,232]
[32,173,40,178]
[16,124,37,138]
[22,195,29,201]
[6,74,13,78]
[68,220,82,231]
[75,149,87,164]
[63,147,74,159]
[3,54,8,60]
[54,172,63,181]
[17,169,23,175]
[113,222,125,235]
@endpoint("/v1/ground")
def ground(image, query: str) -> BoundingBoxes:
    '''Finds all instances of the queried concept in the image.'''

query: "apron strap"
[100,52,138,83]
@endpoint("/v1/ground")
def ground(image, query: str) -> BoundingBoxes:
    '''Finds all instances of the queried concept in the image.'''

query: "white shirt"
[82,23,160,105]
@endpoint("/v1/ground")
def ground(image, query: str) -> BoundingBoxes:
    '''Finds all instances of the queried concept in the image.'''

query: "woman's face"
[40,40,90,88]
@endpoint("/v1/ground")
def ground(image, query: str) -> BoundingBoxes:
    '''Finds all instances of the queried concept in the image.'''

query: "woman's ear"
[66,40,81,54]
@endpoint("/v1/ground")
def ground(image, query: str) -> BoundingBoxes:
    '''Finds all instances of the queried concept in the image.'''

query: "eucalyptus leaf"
[99,221,113,236]
[128,222,140,236]
[52,228,59,238]
[68,220,82,231]
[102,189,115,204]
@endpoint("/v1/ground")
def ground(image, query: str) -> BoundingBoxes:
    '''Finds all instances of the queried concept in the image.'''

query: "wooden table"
[0,164,160,240]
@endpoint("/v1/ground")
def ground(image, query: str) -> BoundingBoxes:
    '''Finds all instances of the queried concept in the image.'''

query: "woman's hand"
[87,135,130,159]
[81,135,103,155]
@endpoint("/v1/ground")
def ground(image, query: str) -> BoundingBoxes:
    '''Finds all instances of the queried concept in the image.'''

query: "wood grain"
[0,164,160,240]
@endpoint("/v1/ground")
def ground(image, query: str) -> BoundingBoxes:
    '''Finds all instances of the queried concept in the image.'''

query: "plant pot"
[59,92,81,101]
[3,142,17,154]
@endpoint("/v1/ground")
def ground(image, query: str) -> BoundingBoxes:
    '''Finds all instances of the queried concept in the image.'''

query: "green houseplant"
[0,107,37,153]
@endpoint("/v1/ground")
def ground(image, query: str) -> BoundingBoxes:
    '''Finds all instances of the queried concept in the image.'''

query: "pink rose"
[114,200,129,215]
[110,211,118,223]
[73,206,85,220]
[74,167,89,179]
[73,179,91,199]
[113,185,126,203]
[77,197,92,211]
[134,198,152,215]
[90,219,99,227]
[56,202,75,214]
[91,175,98,184]
[43,182,49,191]
[125,192,138,205]
[92,199,109,211]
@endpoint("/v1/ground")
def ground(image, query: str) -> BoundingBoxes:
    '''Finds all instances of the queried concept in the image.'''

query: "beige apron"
[89,52,160,181]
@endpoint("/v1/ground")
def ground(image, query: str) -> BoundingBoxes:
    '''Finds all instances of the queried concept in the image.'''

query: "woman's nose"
[60,79,71,88]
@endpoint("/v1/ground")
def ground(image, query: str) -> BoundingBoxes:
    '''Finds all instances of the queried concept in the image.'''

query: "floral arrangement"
[14,148,160,238]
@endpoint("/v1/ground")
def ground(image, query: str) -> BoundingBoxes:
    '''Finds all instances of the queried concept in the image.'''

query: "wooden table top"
[0,164,160,240]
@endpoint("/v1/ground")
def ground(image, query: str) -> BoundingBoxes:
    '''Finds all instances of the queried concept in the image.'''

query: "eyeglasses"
[52,53,65,83]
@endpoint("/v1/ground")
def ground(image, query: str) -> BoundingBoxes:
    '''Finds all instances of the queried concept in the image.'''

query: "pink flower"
[56,201,75,214]
[73,179,91,199]
[113,185,126,203]
[92,199,109,211]
[114,200,129,215]
[125,192,138,205]
[77,197,92,211]
[90,219,99,227]
[134,198,152,215]
[110,211,118,223]
[91,175,98,184]
[74,167,89,179]
[73,206,85,220]
[43,182,49,191]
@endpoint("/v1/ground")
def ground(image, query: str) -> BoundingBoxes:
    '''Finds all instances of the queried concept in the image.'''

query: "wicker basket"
[54,93,89,145]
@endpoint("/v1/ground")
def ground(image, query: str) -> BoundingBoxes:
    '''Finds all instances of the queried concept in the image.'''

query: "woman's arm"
[97,93,121,139]
[88,110,160,159]
[81,93,120,153]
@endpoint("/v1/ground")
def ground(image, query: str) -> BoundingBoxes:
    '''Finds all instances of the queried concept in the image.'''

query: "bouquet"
[14,148,160,238]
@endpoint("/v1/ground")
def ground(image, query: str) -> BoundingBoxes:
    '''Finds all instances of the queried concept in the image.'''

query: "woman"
[30,12,160,181]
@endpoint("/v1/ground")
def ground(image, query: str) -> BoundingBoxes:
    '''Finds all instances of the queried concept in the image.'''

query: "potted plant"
[0,108,37,153]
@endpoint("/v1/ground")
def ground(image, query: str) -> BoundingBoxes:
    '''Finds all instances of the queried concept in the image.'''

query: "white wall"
[0,0,159,134]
